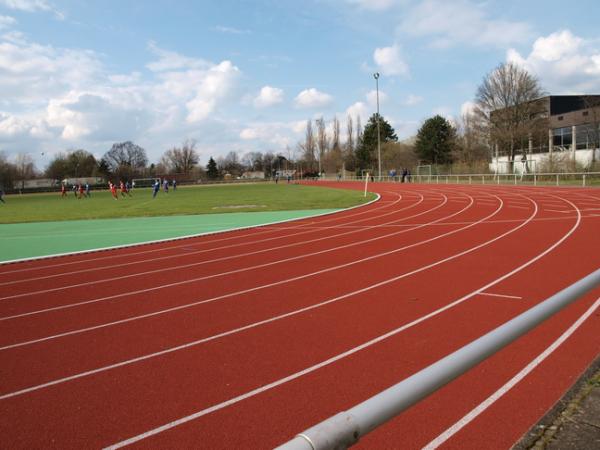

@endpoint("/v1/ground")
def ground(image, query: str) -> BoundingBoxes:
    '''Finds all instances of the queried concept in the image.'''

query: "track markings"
[423,297,600,449]
[103,194,582,449]
[478,292,522,300]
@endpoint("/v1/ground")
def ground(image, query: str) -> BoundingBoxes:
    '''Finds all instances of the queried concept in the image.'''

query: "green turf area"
[0,209,342,262]
[0,183,377,262]
[0,183,376,224]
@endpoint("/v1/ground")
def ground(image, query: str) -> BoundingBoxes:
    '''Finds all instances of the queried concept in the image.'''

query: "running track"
[1,182,599,449]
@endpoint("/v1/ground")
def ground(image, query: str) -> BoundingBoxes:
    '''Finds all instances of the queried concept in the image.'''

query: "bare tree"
[299,119,316,172]
[474,62,545,170]
[355,115,363,149]
[218,151,243,177]
[316,117,328,174]
[163,139,200,174]
[102,141,148,179]
[0,152,18,189]
[14,153,36,189]
[344,115,355,171]
[242,151,264,171]
[324,116,343,173]
[453,111,490,167]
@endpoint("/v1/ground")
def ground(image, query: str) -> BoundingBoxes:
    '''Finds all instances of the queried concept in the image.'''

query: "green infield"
[0,183,376,224]
[0,182,377,262]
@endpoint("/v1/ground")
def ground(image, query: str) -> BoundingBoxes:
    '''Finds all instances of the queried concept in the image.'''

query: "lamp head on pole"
[373,72,380,80]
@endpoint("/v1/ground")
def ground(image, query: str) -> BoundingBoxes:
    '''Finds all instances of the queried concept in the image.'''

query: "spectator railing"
[275,268,600,450]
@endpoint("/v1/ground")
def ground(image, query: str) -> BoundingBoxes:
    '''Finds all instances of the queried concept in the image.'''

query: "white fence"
[320,172,600,187]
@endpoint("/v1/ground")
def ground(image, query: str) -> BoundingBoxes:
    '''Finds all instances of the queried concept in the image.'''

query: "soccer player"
[120,180,131,197]
[85,183,91,197]
[152,179,160,198]
[78,184,85,199]
[109,181,118,200]
[60,183,67,198]
[0,187,5,203]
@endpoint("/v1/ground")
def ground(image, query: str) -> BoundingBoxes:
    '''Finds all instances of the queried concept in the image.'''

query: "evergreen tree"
[206,157,219,179]
[355,113,397,171]
[415,115,456,165]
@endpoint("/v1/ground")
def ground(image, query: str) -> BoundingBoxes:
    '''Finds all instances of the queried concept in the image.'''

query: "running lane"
[1,182,599,449]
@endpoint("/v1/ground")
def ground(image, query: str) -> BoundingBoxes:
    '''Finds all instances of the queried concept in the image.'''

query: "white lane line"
[0,193,462,334]
[0,192,398,280]
[0,197,383,266]
[103,194,582,450]
[423,297,600,449]
[545,209,571,214]
[0,192,408,290]
[0,193,529,396]
[0,193,438,310]
[0,189,394,273]
[509,205,530,210]
[478,292,522,300]
[0,193,421,297]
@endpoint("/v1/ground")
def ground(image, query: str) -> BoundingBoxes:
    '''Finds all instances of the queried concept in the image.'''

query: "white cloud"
[146,42,210,72]
[253,85,284,108]
[432,106,452,119]
[507,30,600,93]
[0,110,50,138]
[0,0,64,19]
[366,89,387,106]
[0,38,103,104]
[108,72,142,85]
[214,25,250,35]
[403,94,423,106]
[346,0,397,11]
[0,32,244,163]
[239,121,300,147]
[401,0,533,49]
[373,44,409,77]
[294,88,333,109]
[185,60,241,122]
[345,101,369,123]
[0,15,16,29]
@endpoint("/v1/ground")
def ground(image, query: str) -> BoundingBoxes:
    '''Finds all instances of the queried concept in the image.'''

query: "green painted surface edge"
[0,209,339,262]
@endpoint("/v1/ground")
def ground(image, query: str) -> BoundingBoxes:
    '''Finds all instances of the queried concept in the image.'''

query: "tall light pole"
[374,72,381,180]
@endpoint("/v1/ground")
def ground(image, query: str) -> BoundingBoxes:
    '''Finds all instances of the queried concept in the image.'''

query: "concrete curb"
[513,353,600,449]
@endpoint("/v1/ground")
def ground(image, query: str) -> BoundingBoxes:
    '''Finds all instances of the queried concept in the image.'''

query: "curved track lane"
[1,182,599,449]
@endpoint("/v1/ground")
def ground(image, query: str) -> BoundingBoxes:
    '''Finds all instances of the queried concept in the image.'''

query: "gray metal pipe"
[276,268,600,450]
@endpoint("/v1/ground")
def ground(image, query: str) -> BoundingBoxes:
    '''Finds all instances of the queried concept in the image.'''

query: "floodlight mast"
[374,72,381,181]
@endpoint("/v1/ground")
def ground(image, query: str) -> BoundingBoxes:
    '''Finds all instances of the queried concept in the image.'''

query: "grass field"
[0,182,376,224]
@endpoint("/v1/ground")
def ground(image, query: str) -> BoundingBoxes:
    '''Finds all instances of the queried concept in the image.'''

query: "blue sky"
[1,0,599,169]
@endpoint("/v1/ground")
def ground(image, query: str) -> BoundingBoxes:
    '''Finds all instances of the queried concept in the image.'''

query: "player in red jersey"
[60,183,67,198]
[109,181,118,200]
[120,180,131,197]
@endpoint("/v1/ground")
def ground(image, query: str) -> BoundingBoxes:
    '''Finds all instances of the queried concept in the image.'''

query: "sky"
[0,0,599,170]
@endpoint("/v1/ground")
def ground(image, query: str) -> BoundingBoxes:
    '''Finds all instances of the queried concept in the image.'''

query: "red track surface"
[1,182,599,449]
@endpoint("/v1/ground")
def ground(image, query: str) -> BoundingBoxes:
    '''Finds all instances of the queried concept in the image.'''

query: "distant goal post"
[131,178,161,188]
[416,165,432,182]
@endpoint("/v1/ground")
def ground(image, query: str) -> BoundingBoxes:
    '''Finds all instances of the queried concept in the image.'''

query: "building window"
[576,124,600,150]
[557,115,564,121]
[583,111,589,116]
[553,127,572,149]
